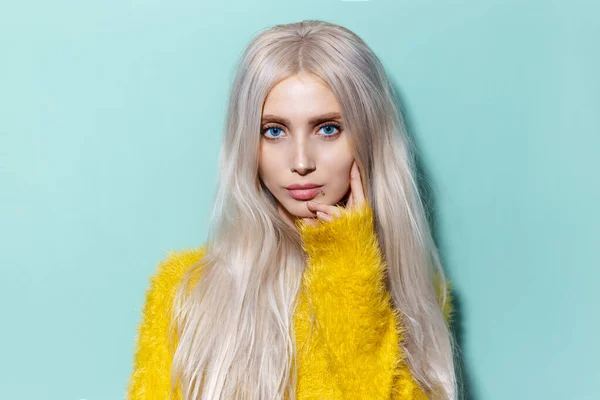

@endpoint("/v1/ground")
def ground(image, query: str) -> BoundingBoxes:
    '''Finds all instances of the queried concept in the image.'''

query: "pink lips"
[286,184,323,201]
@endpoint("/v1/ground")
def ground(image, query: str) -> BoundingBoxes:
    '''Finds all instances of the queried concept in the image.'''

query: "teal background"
[1,1,598,399]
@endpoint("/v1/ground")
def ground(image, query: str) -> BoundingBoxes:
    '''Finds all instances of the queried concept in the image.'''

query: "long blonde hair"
[170,20,458,400]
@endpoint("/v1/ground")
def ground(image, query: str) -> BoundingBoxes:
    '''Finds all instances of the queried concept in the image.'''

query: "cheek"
[321,145,353,176]
[336,166,352,189]
[258,147,279,183]
[321,158,353,193]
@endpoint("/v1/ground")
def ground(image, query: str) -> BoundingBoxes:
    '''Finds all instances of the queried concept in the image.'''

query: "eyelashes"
[261,123,343,141]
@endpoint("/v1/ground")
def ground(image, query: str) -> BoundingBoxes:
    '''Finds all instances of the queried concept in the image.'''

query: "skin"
[258,72,366,228]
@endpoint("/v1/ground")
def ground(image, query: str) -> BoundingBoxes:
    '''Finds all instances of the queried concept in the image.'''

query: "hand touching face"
[301,160,365,227]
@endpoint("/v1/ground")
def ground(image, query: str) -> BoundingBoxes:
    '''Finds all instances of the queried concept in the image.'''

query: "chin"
[277,198,317,218]
[286,201,315,217]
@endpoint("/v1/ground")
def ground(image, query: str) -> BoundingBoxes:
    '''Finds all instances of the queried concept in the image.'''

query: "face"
[258,72,354,229]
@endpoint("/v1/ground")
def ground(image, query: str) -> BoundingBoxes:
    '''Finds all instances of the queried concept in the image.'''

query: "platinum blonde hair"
[170,20,458,400]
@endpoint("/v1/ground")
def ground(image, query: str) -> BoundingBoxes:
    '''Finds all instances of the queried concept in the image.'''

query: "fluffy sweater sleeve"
[294,202,444,400]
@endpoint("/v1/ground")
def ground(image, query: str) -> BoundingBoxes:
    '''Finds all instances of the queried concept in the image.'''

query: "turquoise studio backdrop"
[1,1,598,399]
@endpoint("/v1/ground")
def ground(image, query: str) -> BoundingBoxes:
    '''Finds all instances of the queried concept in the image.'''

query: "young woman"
[127,20,457,400]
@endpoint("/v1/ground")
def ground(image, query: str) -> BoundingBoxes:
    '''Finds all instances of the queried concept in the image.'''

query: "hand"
[301,160,366,227]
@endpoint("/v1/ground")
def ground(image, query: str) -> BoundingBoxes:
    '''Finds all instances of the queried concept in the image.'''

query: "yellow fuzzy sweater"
[126,203,453,399]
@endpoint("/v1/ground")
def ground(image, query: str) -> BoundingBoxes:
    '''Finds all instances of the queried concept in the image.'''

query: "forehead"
[262,73,342,122]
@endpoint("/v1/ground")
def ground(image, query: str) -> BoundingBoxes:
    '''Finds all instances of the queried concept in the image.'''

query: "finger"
[307,200,342,219]
[301,217,318,227]
[349,161,366,208]
[316,211,333,222]
[346,187,354,209]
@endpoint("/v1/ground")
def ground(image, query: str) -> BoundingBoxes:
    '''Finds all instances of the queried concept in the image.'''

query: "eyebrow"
[261,112,342,126]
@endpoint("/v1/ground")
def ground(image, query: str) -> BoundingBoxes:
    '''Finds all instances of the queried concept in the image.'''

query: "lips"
[286,184,323,201]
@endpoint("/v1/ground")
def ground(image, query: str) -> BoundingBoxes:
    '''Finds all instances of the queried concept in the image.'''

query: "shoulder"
[143,245,208,309]
[127,246,207,399]
[150,246,207,284]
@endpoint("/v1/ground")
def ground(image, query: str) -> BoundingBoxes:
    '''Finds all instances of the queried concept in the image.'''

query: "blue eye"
[263,127,284,139]
[319,124,340,136]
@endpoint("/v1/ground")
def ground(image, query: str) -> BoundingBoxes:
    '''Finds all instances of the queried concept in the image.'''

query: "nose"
[290,134,315,176]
